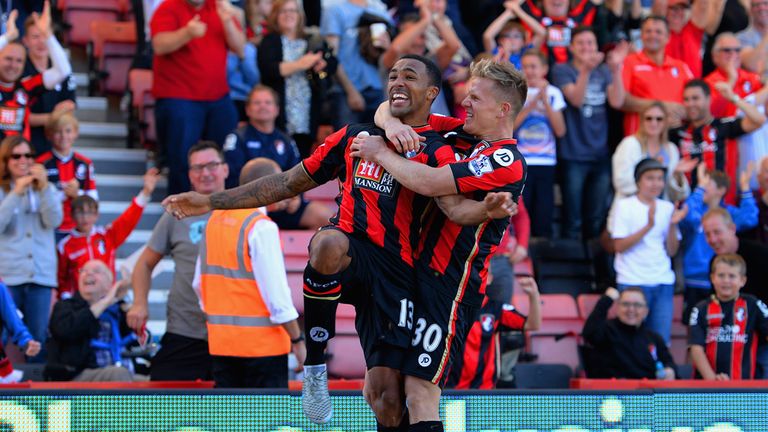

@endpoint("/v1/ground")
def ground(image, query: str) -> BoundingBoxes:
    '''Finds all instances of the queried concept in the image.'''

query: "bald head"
[239,157,282,186]
[0,42,26,83]
[78,259,114,304]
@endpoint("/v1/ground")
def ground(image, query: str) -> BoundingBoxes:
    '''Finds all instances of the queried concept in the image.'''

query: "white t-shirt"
[514,85,566,166]
[610,196,678,285]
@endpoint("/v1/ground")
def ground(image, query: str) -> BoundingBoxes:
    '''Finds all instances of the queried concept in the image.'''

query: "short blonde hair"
[469,58,528,117]
[46,112,79,137]
[711,253,747,277]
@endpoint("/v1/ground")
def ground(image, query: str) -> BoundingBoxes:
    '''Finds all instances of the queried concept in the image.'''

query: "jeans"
[155,96,238,195]
[559,158,611,240]
[7,283,53,363]
[331,86,385,130]
[618,283,674,345]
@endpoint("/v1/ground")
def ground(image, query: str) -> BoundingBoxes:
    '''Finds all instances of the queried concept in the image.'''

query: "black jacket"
[582,295,677,379]
[44,293,131,381]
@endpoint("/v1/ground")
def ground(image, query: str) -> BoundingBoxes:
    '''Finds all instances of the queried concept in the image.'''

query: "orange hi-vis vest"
[200,209,290,357]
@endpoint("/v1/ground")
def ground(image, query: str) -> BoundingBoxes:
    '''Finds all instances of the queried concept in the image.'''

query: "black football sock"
[303,263,342,365]
[408,421,443,432]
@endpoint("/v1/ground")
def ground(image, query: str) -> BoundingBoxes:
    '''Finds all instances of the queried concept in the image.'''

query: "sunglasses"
[9,153,34,160]
[644,116,665,122]
[718,47,742,53]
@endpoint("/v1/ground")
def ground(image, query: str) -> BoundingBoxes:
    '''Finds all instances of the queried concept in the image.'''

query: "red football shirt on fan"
[0,74,45,140]
[150,0,233,101]
[666,21,705,78]
[705,68,763,117]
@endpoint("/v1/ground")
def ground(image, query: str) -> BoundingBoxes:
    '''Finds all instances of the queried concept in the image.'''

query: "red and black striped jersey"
[689,294,768,379]
[447,299,527,389]
[37,151,98,231]
[0,74,45,141]
[521,0,598,65]
[416,115,527,306]
[301,123,454,266]
[669,118,745,205]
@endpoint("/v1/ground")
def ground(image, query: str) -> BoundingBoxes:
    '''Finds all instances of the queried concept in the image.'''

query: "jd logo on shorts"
[310,327,329,342]
[418,353,432,367]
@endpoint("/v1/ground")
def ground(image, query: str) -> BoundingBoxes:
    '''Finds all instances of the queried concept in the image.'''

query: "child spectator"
[610,158,688,344]
[680,164,758,322]
[57,168,159,300]
[689,254,768,380]
[482,1,546,69]
[36,113,97,239]
[446,276,541,389]
[0,278,41,382]
[515,49,566,238]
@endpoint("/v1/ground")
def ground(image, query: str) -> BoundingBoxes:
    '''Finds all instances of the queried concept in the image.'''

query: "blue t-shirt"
[222,124,301,189]
[551,62,611,162]
[514,85,566,166]
[320,3,391,92]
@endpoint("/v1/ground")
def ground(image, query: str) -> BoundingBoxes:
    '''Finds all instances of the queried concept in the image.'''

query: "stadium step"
[95,174,167,201]
[79,146,148,176]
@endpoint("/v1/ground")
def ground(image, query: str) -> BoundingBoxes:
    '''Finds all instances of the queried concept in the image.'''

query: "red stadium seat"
[128,69,156,149]
[280,230,314,272]
[88,20,136,95]
[305,181,340,212]
[62,0,127,46]
[286,272,304,314]
[513,294,583,370]
[327,334,366,379]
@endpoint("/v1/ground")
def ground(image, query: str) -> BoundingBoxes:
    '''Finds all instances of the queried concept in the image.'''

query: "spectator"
[583,287,677,379]
[613,102,693,206]
[701,0,749,76]
[446,276,541,389]
[610,158,688,344]
[482,1,546,69]
[622,16,694,135]
[151,0,245,194]
[519,0,620,65]
[679,164,757,322]
[653,0,713,79]
[36,113,97,240]
[705,33,763,118]
[222,86,333,230]
[243,0,273,45]
[689,253,768,380]
[0,135,62,362]
[552,27,626,240]
[258,0,337,157]
[744,155,768,244]
[127,141,229,381]
[45,260,137,382]
[194,157,305,388]
[0,278,41,382]
[0,3,71,142]
[737,0,768,80]
[515,49,566,238]
[381,7,459,116]
[703,207,768,302]
[21,14,75,155]
[670,79,766,202]
[320,0,391,128]
[57,168,160,300]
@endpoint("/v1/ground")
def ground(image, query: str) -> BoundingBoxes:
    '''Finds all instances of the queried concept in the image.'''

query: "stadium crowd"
[0,0,766,410]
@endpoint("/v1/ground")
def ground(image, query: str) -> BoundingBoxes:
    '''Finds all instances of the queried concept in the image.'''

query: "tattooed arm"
[163,164,318,218]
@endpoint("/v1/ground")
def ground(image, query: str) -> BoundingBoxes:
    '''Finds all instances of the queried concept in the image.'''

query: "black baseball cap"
[634,158,667,183]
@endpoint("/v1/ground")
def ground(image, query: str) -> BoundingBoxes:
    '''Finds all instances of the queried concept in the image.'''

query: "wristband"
[291,334,305,344]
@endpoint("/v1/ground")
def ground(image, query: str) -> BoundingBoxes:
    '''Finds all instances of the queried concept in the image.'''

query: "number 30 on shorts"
[411,318,442,353]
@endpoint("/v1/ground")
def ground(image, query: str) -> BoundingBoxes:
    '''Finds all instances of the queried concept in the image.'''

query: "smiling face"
[711,261,747,302]
[276,0,300,35]
[51,123,78,156]
[188,148,228,195]
[712,34,742,72]
[569,30,598,63]
[640,18,670,55]
[543,0,569,17]
[636,168,666,200]
[6,141,34,179]
[22,24,48,59]
[0,43,26,83]
[78,260,113,304]
[703,214,739,254]
[640,105,667,141]
[387,58,437,124]
[616,290,648,327]
[461,77,503,138]
[682,85,710,123]
[246,89,280,126]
